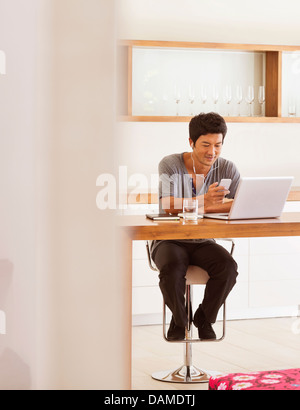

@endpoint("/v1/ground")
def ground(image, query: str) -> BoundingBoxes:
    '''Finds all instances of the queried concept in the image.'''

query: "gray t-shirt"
[151,153,240,256]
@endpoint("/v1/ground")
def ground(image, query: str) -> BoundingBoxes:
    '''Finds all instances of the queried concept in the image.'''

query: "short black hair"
[189,112,227,145]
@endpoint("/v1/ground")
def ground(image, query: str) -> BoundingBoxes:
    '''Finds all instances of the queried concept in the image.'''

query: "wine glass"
[188,84,195,116]
[246,85,255,117]
[235,85,243,116]
[200,85,207,110]
[288,96,296,117]
[174,85,181,116]
[212,85,219,112]
[223,85,232,116]
[258,86,265,117]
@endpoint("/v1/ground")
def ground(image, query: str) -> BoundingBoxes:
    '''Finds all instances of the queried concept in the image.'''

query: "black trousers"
[152,240,238,327]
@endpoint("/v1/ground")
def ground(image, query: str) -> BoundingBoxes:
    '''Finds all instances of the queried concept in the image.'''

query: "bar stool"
[145,239,235,384]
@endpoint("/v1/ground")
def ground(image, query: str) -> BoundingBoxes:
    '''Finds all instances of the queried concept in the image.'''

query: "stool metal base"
[152,365,212,384]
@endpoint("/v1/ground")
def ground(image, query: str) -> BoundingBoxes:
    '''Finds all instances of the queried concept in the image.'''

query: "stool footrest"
[152,365,220,384]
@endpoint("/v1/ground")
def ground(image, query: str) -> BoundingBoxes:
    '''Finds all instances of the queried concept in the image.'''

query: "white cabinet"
[132,239,163,325]
[249,236,300,307]
[248,202,300,309]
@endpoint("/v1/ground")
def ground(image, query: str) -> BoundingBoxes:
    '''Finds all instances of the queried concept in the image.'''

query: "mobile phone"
[146,213,180,221]
[219,178,232,191]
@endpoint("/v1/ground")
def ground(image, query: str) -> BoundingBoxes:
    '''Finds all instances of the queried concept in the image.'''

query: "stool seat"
[186,266,209,285]
[145,239,235,384]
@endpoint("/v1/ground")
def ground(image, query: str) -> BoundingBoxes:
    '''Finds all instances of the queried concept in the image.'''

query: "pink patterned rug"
[209,369,300,390]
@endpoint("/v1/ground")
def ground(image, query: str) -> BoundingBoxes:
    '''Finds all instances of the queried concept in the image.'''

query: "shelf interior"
[117,41,300,123]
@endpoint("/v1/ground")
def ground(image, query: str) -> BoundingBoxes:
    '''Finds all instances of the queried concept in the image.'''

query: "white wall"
[117,0,300,186]
[117,0,300,45]
[0,0,40,389]
[0,0,128,390]
[118,121,300,185]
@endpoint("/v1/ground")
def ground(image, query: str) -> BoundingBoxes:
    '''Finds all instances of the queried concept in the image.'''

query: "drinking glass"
[200,85,207,110]
[188,84,195,116]
[288,96,296,117]
[212,85,219,112]
[258,86,265,117]
[223,85,232,116]
[246,85,255,116]
[235,85,243,116]
[174,85,181,116]
[183,199,198,221]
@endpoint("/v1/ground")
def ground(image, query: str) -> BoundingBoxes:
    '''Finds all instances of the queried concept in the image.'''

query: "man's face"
[190,133,223,167]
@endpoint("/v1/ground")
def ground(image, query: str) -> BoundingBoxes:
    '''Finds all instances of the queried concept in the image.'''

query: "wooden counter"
[119,212,300,240]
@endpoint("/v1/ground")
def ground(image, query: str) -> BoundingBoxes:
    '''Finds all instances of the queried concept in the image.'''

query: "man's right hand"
[204,182,230,210]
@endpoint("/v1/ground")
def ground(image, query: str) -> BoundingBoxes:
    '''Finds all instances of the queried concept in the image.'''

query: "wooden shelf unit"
[118,40,300,123]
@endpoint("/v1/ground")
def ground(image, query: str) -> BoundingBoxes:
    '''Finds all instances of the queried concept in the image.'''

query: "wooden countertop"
[119,212,300,240]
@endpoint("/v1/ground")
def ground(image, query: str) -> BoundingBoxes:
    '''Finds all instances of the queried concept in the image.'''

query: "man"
[151,112,240,341]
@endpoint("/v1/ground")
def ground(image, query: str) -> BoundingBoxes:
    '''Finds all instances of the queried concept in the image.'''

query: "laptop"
[204,176,294,220]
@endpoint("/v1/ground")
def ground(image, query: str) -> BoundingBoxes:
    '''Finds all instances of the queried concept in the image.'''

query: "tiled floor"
[132,317,300,390]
